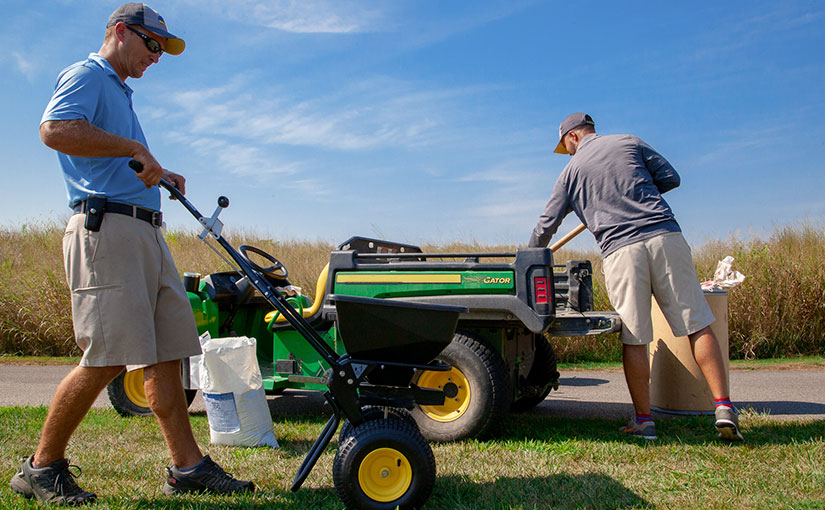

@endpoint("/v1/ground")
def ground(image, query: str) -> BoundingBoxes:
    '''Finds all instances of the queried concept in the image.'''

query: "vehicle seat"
[264,263,329,324]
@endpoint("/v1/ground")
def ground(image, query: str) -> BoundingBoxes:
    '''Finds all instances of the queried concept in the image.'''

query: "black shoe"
[9,455,97,505]
[163,455,254,495]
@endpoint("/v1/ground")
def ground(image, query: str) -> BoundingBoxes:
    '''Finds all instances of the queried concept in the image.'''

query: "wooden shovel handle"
[550,223,586,252]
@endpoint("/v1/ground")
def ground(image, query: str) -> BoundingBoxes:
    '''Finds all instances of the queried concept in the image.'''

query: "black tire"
[338,406,416,445]
[107,368,197,417]
[511,334,560,413]
[410,332,512,442]
[333,417,435,510]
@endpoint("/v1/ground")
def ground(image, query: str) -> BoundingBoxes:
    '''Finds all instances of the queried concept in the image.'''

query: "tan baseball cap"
[554,113,594,154]
[107,3,185,55]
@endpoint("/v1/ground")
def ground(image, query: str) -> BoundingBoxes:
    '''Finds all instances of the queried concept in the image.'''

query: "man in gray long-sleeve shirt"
[529,113,742,441]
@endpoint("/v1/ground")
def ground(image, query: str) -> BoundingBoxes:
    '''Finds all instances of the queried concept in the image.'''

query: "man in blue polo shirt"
[9,4,253,504]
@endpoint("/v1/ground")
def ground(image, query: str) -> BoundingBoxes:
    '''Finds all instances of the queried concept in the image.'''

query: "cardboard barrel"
[649,290,729,414]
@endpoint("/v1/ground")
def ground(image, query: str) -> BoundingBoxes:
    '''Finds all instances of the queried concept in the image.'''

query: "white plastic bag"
[198,334,279,448]
[188,351,203,390]
[701,256,746,291]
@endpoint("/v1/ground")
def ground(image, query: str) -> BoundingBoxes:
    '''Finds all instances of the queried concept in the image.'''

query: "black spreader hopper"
[329,294,464,363]
[329,294,465,386]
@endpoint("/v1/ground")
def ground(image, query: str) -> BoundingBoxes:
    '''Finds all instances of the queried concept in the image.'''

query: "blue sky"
[2,1,823,251]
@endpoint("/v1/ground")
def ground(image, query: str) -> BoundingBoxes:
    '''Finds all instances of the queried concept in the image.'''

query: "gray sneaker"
[715,406,743,441]
[9,455,97,505]
[163,455,254,495]
[619,419,657,440]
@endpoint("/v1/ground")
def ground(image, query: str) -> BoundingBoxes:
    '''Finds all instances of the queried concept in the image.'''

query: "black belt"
[75,201,163,228]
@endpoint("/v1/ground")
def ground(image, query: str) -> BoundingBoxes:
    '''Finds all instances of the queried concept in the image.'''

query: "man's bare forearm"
[39,119,169,188]
[40,119,145,158]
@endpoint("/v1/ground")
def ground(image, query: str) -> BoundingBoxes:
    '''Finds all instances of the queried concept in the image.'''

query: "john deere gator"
[107,236,620,441]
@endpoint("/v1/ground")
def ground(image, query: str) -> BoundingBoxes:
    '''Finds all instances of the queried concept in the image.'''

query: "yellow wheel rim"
[415,367,471,422]
[358,447,412,502]
[123,369,149,409]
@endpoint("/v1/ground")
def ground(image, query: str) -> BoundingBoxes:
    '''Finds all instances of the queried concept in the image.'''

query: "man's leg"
[688,325,728,398]
[142,360,203,469]
[689,325,743,440]
[622,343,651,416]
[35,365,124,466]
[11,365,122,504]
[144,359,255,494]
[602,241,657,438]
[619,343,657,439]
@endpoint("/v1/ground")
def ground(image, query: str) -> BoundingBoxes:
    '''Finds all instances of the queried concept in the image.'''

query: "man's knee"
[143,359,183,381]
[622,343,648,359]
[142,360,186,415]
[688,324,716,342]
[73,365,126,387]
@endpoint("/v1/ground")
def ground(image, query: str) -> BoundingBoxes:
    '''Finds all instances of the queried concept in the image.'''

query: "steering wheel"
[239,245,288,279]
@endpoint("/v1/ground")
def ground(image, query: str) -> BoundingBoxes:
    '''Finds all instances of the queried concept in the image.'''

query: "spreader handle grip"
[128,159,183,202]
[128,159,143,172]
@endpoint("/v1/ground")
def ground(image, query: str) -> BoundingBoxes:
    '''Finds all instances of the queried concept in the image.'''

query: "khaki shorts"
[602,232,715,345]
[63,213,201,368]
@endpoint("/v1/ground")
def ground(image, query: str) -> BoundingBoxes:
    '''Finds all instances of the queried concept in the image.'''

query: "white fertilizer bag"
[198,334,279,448]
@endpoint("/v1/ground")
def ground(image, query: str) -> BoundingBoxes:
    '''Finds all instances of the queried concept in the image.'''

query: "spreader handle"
[127,159,143,172]
[128,159,185,200]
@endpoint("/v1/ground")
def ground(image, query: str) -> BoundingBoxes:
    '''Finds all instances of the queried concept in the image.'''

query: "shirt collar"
[86,53,134,96]
[576,133,598,151]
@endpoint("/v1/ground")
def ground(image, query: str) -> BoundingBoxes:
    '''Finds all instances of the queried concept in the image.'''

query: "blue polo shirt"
[41,53,160,211]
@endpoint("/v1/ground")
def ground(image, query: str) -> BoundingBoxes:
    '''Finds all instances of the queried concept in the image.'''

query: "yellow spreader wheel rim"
[416,367,471,422]
[123,369,149,409]
[358,447,412,502]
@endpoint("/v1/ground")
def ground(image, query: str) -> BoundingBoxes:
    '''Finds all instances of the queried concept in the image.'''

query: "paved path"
[539,369,825,420]
[2,365,823,421]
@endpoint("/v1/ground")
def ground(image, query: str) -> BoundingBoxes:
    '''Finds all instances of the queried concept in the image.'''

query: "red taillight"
[534,276,549,304]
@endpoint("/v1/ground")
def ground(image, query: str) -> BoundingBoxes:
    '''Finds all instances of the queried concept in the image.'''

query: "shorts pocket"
[71,283,126,358]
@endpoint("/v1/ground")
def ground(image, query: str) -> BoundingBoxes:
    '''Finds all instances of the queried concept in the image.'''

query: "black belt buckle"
[150,210,163,228]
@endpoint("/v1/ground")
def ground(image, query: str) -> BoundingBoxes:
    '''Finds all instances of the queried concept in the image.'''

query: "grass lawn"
[1,406,823,509]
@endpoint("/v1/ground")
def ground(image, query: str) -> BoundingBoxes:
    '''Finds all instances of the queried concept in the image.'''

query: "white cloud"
[180,0,388,33]
[281,178,332,197]
[692,124,785,167]
[455,161,546,185]
[165,77,458,153]
[397,1,540,50]
[476,199,546,220]
[10,51,37,83]
[149,72,551,193]
[173,134,302,178]
[178,0,538,40]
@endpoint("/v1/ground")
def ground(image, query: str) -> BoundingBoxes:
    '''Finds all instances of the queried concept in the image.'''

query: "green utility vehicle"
[108,236,620,442]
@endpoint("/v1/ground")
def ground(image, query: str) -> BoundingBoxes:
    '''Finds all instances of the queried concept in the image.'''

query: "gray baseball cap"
[107,3,185,55]
[554,112,594,154]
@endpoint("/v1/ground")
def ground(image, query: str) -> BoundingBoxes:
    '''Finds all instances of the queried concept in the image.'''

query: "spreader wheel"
[338,406,416,445]
[333,417,435,510]
[411,332,512,441]
[107,368,197,417]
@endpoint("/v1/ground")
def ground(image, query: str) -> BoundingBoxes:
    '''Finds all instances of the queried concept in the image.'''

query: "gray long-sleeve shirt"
[528,133,681,257]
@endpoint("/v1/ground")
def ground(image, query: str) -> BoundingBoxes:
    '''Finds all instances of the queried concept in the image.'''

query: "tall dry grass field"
[693,224,825,359]
[0,222,74,356]
[2,221,824,360]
